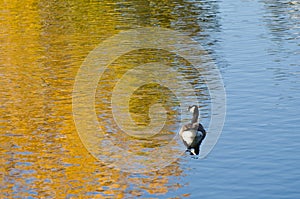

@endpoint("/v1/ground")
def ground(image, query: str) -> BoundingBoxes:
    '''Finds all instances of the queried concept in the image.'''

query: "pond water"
[1,0,299,198]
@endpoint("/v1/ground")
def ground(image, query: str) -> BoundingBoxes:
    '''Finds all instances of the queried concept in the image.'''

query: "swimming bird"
[179,105,206,156]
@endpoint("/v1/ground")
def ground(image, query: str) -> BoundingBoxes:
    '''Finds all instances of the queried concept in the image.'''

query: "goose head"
[188,105,199,123]
[188,105,198,113]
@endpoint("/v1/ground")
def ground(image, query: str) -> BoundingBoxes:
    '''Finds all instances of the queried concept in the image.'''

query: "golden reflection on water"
[0,0,213,198]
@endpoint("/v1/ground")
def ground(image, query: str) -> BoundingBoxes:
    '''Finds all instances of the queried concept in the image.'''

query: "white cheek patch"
[189,106,195,113]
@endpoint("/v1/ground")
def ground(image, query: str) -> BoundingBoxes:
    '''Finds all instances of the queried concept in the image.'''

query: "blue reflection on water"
[171,0,300,198]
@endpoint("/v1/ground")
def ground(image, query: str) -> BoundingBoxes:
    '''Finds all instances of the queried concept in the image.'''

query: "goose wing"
[197,123,206,134]
[179,123,199,147]
[189,124,206,155]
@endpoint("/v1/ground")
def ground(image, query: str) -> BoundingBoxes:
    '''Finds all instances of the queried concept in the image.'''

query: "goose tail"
[194,145,200,155]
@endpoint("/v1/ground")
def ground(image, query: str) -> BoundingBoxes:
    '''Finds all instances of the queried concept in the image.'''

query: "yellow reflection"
[0,0,188,198]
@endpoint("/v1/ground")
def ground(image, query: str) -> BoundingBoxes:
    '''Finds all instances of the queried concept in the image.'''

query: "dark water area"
[1,0,299,198]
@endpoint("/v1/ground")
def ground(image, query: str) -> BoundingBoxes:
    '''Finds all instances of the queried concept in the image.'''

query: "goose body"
[179,105,206,155]
[182,130,197,146]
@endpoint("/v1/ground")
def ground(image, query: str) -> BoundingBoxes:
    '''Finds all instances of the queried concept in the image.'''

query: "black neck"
[191,106,199,123]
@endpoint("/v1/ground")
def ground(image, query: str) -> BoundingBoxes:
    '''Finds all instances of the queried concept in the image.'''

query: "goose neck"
[191,107,199,123]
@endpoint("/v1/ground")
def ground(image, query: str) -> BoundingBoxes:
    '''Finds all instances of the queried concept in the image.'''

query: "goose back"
[179,105,206,155]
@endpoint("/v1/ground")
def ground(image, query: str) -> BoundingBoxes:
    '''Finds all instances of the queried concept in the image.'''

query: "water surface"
[1,0,299,198]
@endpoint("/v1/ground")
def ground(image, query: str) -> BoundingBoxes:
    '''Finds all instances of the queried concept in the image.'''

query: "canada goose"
[179,105,206,156]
